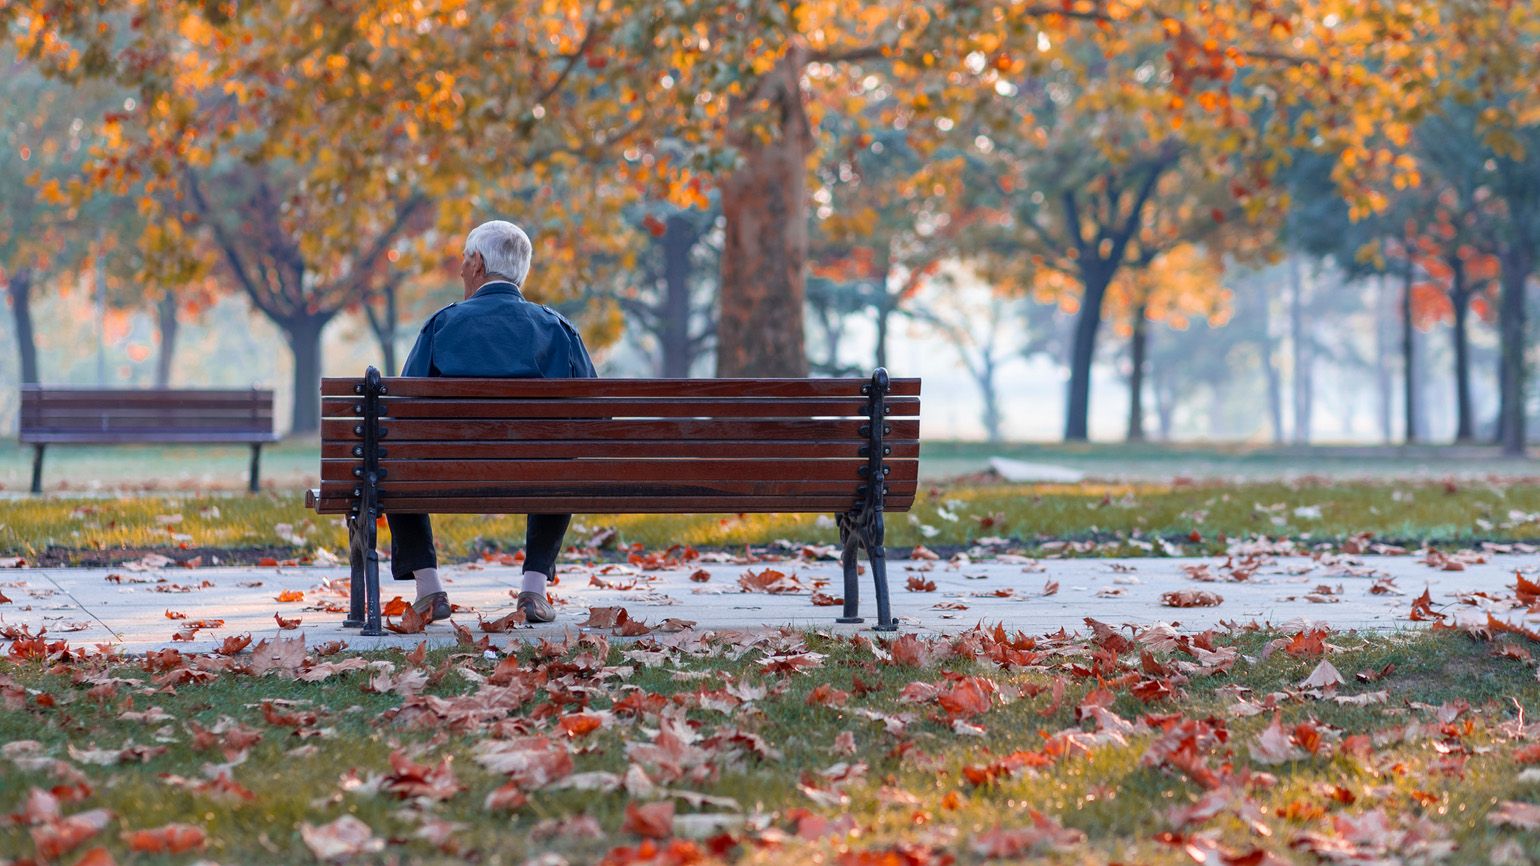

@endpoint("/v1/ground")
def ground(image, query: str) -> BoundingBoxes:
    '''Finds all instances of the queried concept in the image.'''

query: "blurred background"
[5,1,1540,489]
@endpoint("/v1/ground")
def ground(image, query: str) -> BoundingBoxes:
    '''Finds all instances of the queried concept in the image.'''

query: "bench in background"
[19,387,279,493]
[307,367,921,635]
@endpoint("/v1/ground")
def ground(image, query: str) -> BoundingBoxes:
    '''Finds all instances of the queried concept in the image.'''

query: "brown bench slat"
[21,388,273,402]
[319,457,917,483]
[311,495,916,515]
[320,418,920,442]
[320,477,886,497]
[319,439,920,461]
[321,396,919,420]
[21,432,280,444]
[321,377,921,399]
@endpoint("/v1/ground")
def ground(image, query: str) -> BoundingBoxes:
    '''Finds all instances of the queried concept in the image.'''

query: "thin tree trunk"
[1126,302,1149,442]
[1374,273,1394,444]
[874,297,892,372]
[154,292,179,388]
[979,352,1002,443]
[1498,246,1531,455]
[1256,279,1284,444]
[281,314,331,436]
[1448,258,1474,443]
[1400,254,1418,443]
[1064,264,1113,441]
[6,268,39,386]
[660,214,696,378]
[716,46,811,378]
[1289,257,1310,443]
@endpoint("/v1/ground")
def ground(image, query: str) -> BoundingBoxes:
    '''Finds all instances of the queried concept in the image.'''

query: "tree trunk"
[716,45,812,378]
[1374,274,1394,444]
[1449,258,1474,443]
[1126,302,1149,442]
[1256,279,1284,445]
[281,314,331,436]
[154,293,179,388]
[979,352,1002,443]
[364,279,401,377]
[1064,264,1113,441]
[6,268,39,386]
[873,297,893,372]
[1498,246,1531,455]
[1289,256,1311,443]
[660,214,696,378]
[1400,255,1418,444]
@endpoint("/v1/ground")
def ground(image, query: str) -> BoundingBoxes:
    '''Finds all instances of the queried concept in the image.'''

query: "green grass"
[2,628,1538,863]
[6,477,1540,564]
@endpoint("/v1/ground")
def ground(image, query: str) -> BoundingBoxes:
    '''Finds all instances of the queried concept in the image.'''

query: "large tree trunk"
[716,46,812,378]
[6,268,39,386]
[154,292,179,388]
[660,214,697,378]
[1498,246,1531,455]
[1400,255,1418,443]
[1125,302,1149,442]
[1064,263,1113,441]
[1449,258,1474,443]
[281,314,331,436]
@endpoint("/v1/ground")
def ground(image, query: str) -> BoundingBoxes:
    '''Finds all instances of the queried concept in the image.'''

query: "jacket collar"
[471,280,525,300]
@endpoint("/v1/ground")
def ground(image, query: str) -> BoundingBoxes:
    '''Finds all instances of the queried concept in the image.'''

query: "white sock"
[520,571,548,594]
[414,568,443,601]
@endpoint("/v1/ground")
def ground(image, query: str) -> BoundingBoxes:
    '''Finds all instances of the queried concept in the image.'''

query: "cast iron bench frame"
[19,386,279,494]
[306,366,921,636]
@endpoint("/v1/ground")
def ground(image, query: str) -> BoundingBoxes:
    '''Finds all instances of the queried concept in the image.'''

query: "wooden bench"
[19,387,279,494]
[307,366,921,635]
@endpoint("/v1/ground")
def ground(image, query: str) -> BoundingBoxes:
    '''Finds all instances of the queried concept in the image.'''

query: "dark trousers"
[387,513,572,580]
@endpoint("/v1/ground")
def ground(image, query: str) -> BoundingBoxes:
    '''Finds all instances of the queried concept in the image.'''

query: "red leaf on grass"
[623,801,674,839]
[121,823,206,854]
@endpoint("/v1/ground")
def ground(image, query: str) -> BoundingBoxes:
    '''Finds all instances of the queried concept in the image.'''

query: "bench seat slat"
[321,418,919,441]
[320,479,887,498]
[321,396,919,419]
[319,440,920,460]
[321,377,921,399]
[319,457,917,483]
[310,495,916,515]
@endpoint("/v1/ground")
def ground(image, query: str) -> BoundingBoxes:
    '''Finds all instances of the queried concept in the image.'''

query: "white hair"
[464,220,533,286]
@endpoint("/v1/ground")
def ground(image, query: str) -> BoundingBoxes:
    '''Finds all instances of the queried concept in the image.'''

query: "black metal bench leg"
[835,513,863,623]
[361,513,383,636]
[343,516,366,628]
[248,444,262,493]
[29,445,45,495]
[868,513,896,632]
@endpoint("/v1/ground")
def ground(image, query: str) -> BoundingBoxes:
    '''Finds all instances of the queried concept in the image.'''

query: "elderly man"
[389,220,596,625]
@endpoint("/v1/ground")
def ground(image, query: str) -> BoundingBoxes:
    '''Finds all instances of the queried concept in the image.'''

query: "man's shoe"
[412,591,452,624]
[516,591,555,624]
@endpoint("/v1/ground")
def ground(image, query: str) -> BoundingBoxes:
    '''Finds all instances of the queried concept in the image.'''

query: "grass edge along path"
[7,478,1540,566]
[3,619,1540,864]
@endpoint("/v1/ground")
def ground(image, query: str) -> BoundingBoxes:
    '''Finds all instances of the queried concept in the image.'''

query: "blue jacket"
[400,281,597,379]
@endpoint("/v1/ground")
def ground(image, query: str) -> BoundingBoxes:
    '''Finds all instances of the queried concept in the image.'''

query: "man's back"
[400,281,596,379]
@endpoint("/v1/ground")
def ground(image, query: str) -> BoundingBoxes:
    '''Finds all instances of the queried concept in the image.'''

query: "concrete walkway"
[3,549,1537,653]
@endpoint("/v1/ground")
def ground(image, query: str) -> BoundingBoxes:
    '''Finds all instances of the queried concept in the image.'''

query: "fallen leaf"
[121,823,206,854]
[300,815,384,860]
[623,801,674,838]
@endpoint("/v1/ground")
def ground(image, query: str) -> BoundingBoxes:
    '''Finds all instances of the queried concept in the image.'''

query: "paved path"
[2,549,1537,653]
